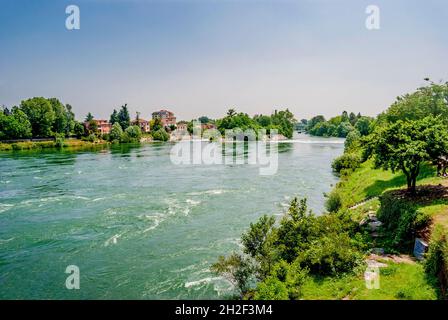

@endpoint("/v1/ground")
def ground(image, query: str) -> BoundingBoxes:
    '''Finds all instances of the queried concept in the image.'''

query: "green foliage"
[424,225,448,299]
[377,192,431,251]
[150,118,163,132]
[85,112,94,122]
[118,104,131,130]
[20,97,56,137]
[109,109,119,125]
[368,115,448,192]
[54,133,65,148]
[216,108,296,139]
[241,215,276,278]
[253,276,289,300]
[355,116,373,136]
[151,128,169,141]
[109,122,123,142]
[0,107,32,139]
[120,125,142,143]
[73,121,85,138]
[307,111,361,138]
[211,253,254,297]
[325,190,342,213]
[344,129,361,152]
[296,232,363,276]
[253,260,308,300]
[383,82,448,123]
[331,152,361,174]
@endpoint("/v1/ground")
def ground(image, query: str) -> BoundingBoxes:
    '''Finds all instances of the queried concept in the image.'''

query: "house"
[176,121,188,132]
[84,119,112,135]
[132,118,150,133]
[152,109,176,127]
[201,123,217,131]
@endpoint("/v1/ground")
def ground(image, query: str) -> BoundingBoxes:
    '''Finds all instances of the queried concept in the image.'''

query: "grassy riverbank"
[320,159,448,300]
[0,139,109,151]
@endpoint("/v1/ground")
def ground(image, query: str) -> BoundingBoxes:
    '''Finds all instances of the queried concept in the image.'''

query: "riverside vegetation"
[1,97,296,150]
[212,80,448,300]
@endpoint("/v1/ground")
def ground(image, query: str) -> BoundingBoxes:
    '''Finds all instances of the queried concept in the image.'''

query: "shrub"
[296,232,364,276]
[377,192,430,251]
[253,276,289,300]
[424,225,448,298]
[109,122,123,142]
[331,152,361,174]
[344,130,361,151]
[151,128,170,141]
[54,133,65,148]
[325,190,342,213]
[81,134,96,142]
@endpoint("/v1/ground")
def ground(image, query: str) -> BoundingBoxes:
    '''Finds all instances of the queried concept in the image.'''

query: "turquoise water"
[0,134,343,299]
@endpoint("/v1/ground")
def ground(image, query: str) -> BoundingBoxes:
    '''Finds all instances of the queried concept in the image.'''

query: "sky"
[0,0,447,121]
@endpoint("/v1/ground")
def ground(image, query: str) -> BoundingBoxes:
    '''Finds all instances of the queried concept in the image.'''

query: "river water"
[0,134,343,299]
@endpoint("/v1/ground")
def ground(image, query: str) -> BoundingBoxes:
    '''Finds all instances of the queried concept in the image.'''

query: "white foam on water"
[104,233,121,246]
[184,276,222,288]
[0,203,14,213]
[0,237,14,244]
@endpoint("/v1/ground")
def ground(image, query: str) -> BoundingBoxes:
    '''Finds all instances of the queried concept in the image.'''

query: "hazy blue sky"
[1,0,447,121]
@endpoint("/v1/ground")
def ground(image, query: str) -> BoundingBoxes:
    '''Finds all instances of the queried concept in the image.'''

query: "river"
[0,134,343,299]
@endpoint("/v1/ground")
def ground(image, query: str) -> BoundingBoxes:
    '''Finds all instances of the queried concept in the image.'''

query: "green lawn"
[302,262,438,300]
[336,159,438,208]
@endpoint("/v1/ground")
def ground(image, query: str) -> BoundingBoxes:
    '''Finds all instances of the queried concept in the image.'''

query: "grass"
[0,139,108,151]
[336,159,438,208]
[302,262,438,300]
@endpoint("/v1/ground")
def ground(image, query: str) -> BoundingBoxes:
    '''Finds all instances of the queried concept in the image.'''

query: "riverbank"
[0,139,109,151]
[318,159,448,300]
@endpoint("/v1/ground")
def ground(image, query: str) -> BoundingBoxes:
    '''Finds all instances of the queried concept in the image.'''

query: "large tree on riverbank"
[369,116,448,193]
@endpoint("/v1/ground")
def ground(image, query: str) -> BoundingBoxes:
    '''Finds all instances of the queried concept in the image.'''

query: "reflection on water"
[0,134,343,299]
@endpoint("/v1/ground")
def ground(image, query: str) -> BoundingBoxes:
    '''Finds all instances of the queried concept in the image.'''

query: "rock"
[366,259,387,268]
[372,248,385,255]
[368,221,383,231]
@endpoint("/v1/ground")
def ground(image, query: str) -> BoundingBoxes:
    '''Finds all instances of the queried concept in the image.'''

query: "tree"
[20,97,55,137]
[73,121,85,138]
[335,121,353,138]
[369,116,448,193]
[0,107,32,139]
[211,253,253,297]
[150,118,163,132]
[151,128,169,141]
[109,109,119,125]
[198,116,210,124]
[226,108,236,117]
[384,82,448,123]
[354,116,372,136]
[85,112,94,122]
[241,215,276,278]
[118,104,130,130]
[306,115,325,132]
[49,98,68,135]
[109,122,123,141]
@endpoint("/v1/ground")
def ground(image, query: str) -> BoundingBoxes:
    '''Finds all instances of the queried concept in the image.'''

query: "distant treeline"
[301,111,374,138]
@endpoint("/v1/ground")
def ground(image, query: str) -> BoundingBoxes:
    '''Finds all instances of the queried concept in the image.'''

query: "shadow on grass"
[363,163,437,198]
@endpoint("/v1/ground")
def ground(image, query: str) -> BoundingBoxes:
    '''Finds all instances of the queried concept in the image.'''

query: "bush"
[54,133,65,148]
[424,225,448,298]
[325,190,342,213]
[377,192,430,251]
[81,134,96,142]
[344,130,361,151]
[151,128,170,141]
[331,152,361,174]
[109,122,123,142]
[296,232,364,276]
